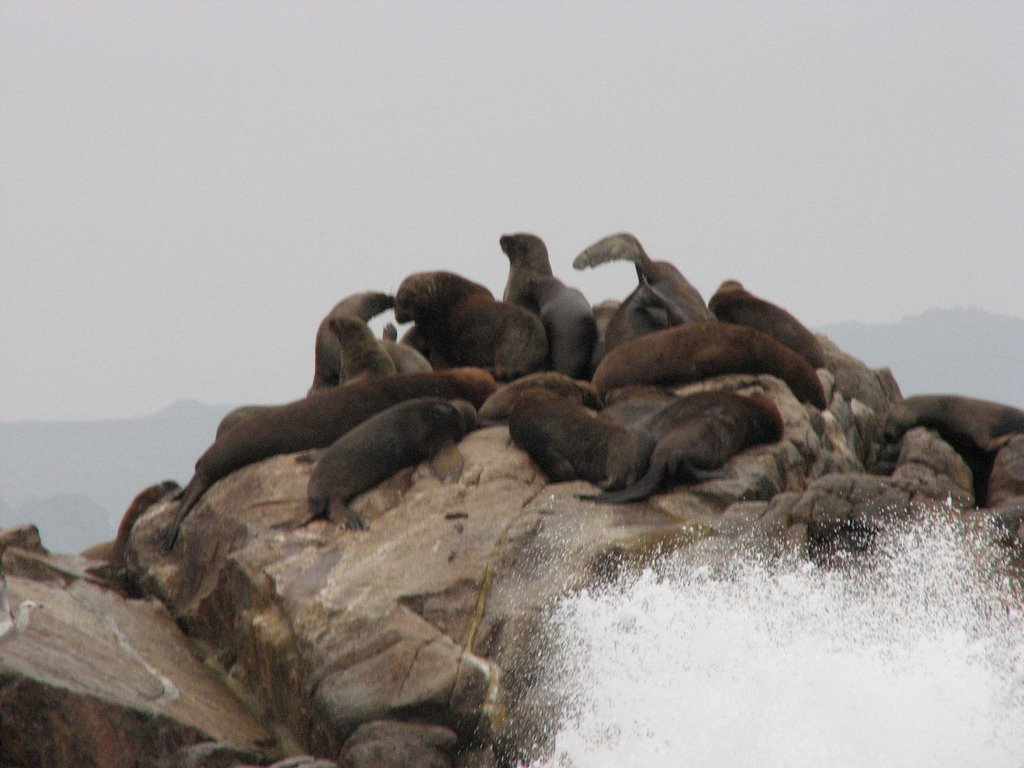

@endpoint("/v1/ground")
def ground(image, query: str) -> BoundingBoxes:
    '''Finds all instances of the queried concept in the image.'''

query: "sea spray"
[528,516,1024,768]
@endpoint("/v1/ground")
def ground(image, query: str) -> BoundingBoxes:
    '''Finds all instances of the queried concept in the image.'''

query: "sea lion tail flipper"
[572,233,651,273]
[161,476,208,552]
[429,442,465,482]
[578,462,665,504]
[329,500,369,531]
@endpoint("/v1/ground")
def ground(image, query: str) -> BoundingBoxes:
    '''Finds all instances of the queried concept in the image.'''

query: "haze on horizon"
[2,2,1022,422]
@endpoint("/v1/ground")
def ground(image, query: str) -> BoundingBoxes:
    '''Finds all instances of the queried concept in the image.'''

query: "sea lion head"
[499,233,553,275]
[394,271,491,324]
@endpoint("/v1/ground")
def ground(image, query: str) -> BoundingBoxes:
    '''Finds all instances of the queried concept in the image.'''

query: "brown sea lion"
[508,388,656,490]
[709,280,825,369]
[394,271,548,381]
[573,233,714,351]
[310,291,396,392]
[216,405,276,438]
[597,387,678,429]
[884,395,1024,507]
[478,371,601,423]
[296,397,478,530]
[591,322,827,408]
[583,392,784,503]
[587,298,622,375]
[82,480,181,571]
[500,232,597,378]
[163,368,498,550]
[500,232,553,310]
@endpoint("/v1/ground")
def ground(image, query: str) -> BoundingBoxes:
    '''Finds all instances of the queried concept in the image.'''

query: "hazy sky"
[3,2,1022,421]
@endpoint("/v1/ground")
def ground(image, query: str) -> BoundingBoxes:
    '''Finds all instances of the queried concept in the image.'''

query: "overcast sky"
[2,2,1022,421]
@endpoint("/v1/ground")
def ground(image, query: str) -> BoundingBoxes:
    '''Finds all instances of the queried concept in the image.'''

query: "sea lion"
[163,368,498,550]
[331,315,397,383]
[591,322,827,408]
[81,480,181,571]
[573,233,714,351]
[708,280,825,369]
[584,391,784,504]
[884,395,1024,452]
[310,291,396,392]
[508,388,656,490]
[597,387,678,429]
[478,371,601,423]
[500,232,553,310]
[394,271,549,381]
[380,323,433,374]
[883,394,1024,507]
[297,397,478,530]
[500,233,597,378]
[587,298,622,375]
[216,405,276,438]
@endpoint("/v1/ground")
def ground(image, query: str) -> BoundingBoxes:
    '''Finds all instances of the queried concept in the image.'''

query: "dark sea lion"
[82,480,181,570]
[597,387,678,429]
[573,233,714,351]
[394,271,548,381]
[884,394,1024,507]
[216,405,276,439]
[584,392,784,504]
[163,368,498,550]
[500,233,597,378]
[500,232,553,310]
[591,322,827,408]
[884,395,1024,452]
[478,371,601,423]
[708,280,825,369]
[298,397,478,530]
[310,291,396,392]
[508,389,656,490]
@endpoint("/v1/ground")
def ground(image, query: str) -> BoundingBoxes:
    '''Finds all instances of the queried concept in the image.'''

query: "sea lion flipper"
[429,442,465,482]
[572,233,652,275]
[579,461,665,504]
[329,500,369,531]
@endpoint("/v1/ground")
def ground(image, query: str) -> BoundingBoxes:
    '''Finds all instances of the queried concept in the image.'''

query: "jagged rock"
[0,547,278,768]
[0,523,47,556]
[339,720,458,768]
[890,426,975,506]
[816,334,902,417]
[988,435,1024,506]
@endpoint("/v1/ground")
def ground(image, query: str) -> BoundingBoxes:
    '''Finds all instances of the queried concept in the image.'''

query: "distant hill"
[0,400,234,554]
[817,307,1024,411]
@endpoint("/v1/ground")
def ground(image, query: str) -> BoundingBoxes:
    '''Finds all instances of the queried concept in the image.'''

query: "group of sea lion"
[146,230,1024,554]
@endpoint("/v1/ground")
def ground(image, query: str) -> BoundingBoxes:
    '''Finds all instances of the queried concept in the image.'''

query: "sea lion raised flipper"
[572,232,655,275]
[429,442,465,482]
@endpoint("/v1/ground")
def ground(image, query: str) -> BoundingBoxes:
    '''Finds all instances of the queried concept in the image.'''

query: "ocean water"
[529,517,1024,768]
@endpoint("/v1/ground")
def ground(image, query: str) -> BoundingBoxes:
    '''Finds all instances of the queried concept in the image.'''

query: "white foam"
[529,517,1024,768]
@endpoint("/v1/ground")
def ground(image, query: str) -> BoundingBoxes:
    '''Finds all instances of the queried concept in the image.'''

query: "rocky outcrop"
[4,341,1023,767]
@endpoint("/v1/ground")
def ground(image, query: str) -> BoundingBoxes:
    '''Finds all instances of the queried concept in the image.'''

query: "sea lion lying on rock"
[163,368,497,550]
[294,397,478,530]
[591,321,827,408]
[478,372,600,423]
[508,388,655,491]
[884,395,1024,507]
[709,279,825,369]
[394,271,549,381]
[583,391,784,504]
[573,232,714,351]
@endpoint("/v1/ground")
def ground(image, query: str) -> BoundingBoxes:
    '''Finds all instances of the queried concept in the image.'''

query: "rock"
[339,720,458,768]
[988,435,1024,506]
[890,427,975,506]
[0,523,47,556]
[0,546,278,768]
[816,334,902,417]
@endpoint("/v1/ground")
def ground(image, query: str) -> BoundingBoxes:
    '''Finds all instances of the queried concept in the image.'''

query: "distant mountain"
[817,307,1024,411]
[0,400,234,554]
